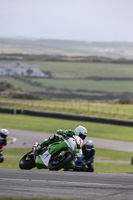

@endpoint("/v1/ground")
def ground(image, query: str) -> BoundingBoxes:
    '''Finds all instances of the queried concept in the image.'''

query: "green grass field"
[0,113,133,142]
[0,77,45,92]
[29,78,133,93]
[1,76,133,94]
[37,61,133,79]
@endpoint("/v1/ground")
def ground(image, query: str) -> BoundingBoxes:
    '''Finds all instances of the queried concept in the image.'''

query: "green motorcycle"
[19,133,83,171]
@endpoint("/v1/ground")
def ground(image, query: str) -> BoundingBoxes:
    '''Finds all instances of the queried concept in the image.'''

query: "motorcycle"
[19,133,83,171]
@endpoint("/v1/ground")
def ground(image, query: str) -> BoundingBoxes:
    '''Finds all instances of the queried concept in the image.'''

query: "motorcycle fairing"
[65,137,82,157]
[48,140,68,155]
[64,138,77,151]
[35,150,51,169]
[36,140,69,169]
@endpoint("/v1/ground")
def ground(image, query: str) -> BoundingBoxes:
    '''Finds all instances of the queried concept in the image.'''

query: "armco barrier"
[23,109,133,127]
[1,107,133,127]
[0,107,22,114]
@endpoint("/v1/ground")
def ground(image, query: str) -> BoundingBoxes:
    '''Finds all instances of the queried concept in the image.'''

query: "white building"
[0,62,46,77]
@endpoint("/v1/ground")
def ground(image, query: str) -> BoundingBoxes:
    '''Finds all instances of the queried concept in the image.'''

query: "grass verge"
[1,148,133,173]
[1,113,133,142]
[95,162,133,173]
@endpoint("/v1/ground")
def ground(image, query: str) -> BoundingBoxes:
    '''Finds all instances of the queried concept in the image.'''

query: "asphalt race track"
[0,168,133,200]
[7,129,133,152]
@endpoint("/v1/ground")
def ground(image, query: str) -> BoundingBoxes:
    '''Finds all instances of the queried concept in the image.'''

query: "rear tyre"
[48,152,73,171]
[19,151,36,170]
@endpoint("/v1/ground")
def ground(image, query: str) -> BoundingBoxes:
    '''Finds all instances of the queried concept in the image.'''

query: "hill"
[1,38,133,101]
[1,38,133,59]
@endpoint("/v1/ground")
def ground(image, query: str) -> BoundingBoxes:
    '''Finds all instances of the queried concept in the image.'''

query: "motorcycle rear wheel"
[48,152,73,171]
[19,151,36,170]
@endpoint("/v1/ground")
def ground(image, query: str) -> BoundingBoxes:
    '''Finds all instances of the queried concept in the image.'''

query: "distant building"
[0,62,46,77]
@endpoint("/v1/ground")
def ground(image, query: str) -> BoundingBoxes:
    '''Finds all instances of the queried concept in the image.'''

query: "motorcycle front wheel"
[19,151,36,170]
[48,152,73,171]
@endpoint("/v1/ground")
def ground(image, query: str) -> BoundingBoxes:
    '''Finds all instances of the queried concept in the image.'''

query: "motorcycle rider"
[35,125,87,150]
[0,129,9,163]
[74,140,95,172]
[34,125,87,170]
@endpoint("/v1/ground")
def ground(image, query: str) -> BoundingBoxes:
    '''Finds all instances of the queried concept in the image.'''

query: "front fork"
[32,147,37,161]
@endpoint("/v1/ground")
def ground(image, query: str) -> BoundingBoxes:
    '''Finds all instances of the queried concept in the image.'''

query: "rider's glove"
[32,142,42,153]
[33,142,39,148]
[36,144,42,152]
[57,129,64,135]
[64,129,74,137]
[57,129,68,139]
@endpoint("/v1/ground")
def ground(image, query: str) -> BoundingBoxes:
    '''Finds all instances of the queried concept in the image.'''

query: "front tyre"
[19,151,36,170]
[48,152,73,171]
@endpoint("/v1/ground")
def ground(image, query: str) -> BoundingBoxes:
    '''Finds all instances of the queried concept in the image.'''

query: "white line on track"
[0,177,132,189]
[8,136,17,144]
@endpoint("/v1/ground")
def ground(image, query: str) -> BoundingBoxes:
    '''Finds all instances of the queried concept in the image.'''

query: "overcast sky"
[0,0,133,42]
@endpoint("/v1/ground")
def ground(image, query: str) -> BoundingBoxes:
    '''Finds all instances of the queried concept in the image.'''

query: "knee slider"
[49,134,56,141]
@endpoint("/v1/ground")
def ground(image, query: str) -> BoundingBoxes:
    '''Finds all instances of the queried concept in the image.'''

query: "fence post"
[70,103,72,111]
[116,108,119,115]
[79,103,82,112]
[88,105,90,112]
[38,101,41,109]
[46,100,49,108]
[95,106,98,112]
[13,109,16,115]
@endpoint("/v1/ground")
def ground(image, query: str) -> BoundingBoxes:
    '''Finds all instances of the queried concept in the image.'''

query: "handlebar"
[61,133,69,140]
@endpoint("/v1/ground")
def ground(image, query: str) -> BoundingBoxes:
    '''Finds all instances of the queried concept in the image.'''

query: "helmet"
[74,125,87,140]
[0,129,9,138]
[85,140,94,151]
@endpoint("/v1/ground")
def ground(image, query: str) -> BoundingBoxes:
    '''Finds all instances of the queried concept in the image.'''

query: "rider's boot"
[63,161,75,171]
